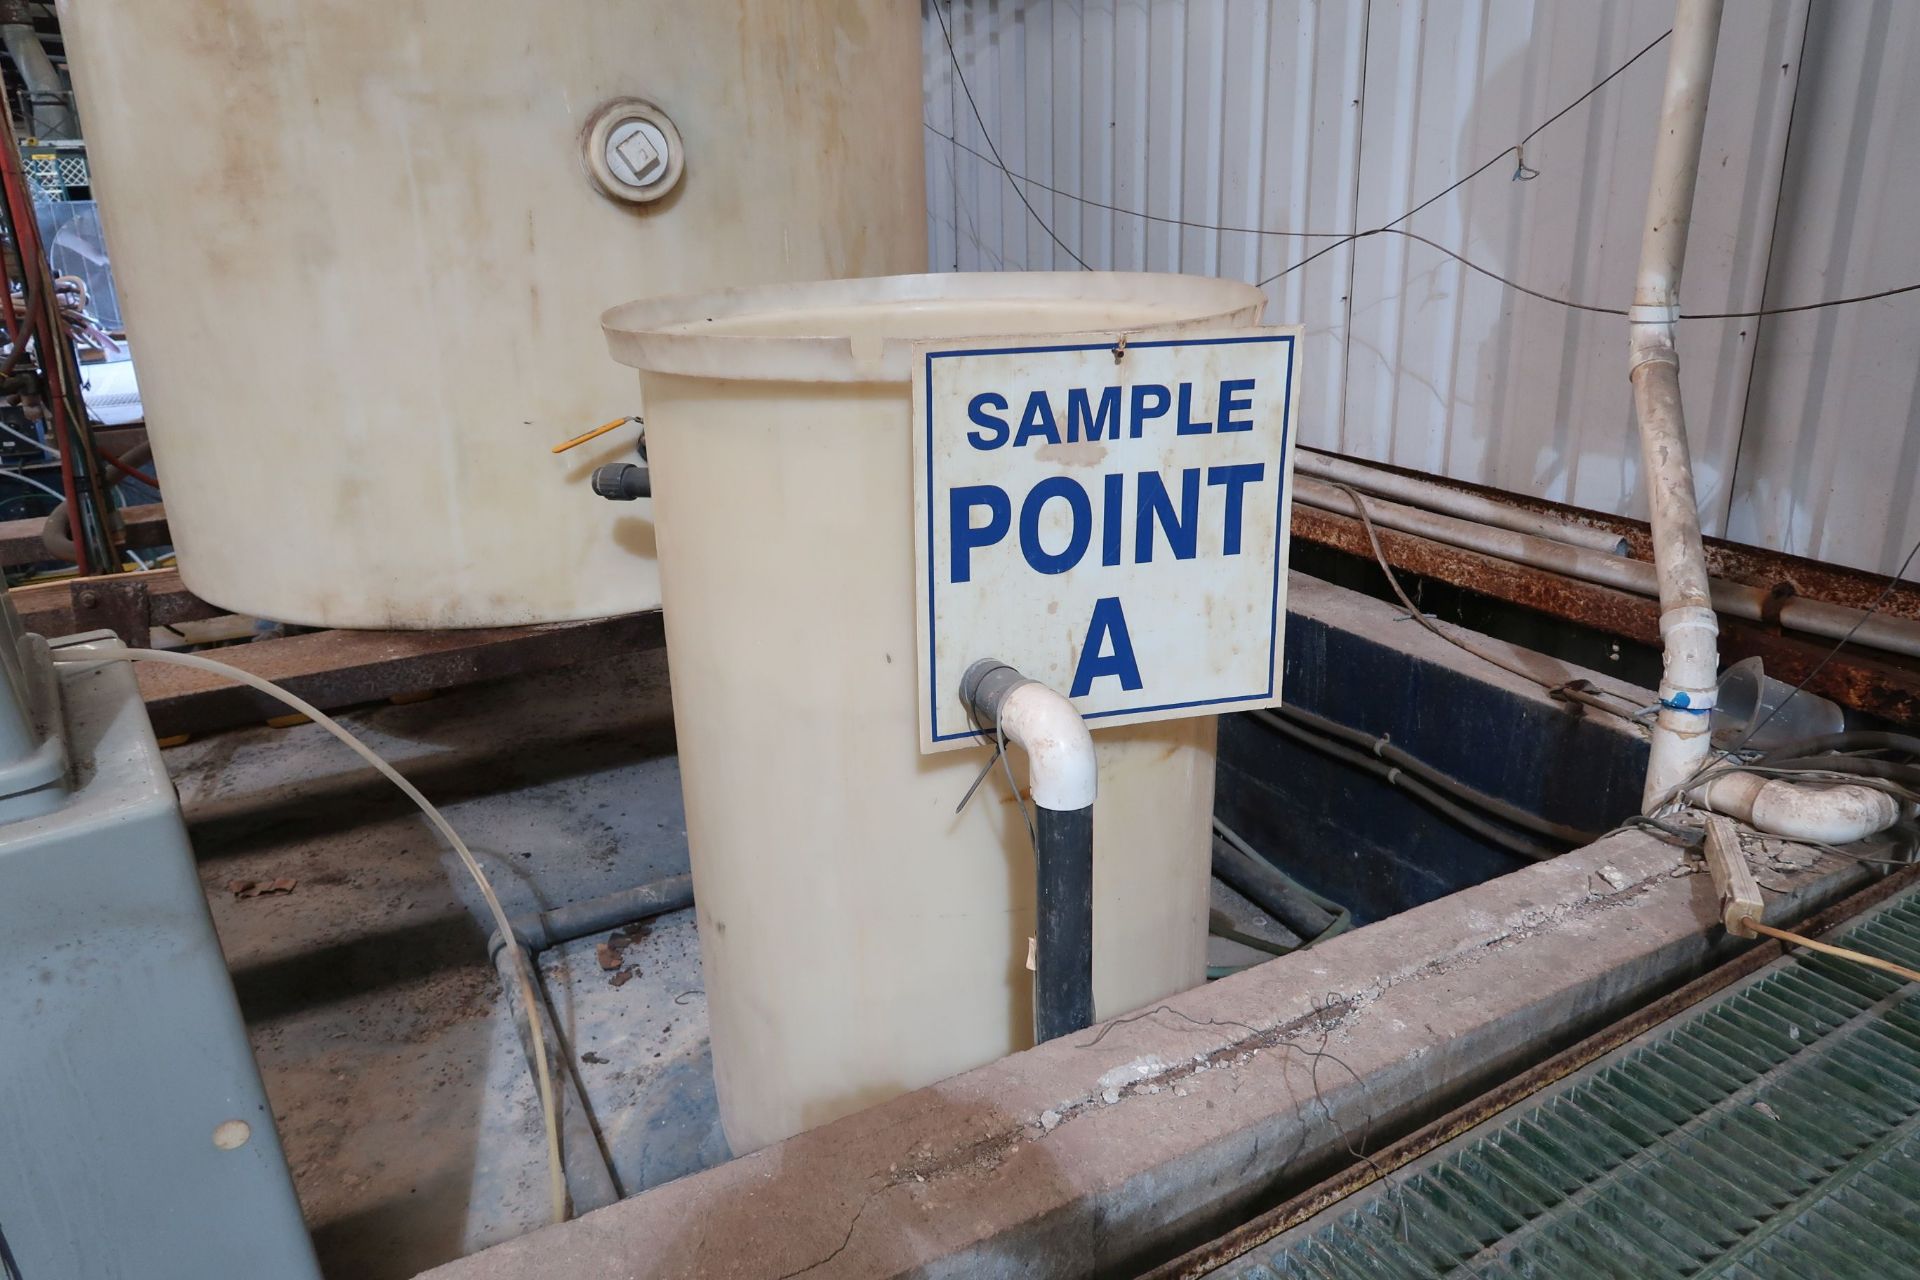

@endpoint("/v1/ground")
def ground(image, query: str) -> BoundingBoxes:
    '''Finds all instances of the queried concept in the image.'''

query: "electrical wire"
[1248,706,1567,863]
[1257,704,1603,846]
[1320,479,1642,723]
[44,644,570,1226]
[931,0,1090,271]
[0,465,70,504]
[0,417,55,458]
[928,20,1920,321]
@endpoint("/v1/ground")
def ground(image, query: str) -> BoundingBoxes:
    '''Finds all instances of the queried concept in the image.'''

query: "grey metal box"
[1,634,319,1278]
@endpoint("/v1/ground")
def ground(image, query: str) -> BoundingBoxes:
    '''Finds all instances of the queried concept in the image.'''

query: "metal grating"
[1213,890,1920,1278]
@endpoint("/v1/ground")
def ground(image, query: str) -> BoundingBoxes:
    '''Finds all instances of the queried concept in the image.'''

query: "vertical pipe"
[1033,804,1095,1042]
[1630,0,1726,810]
[960,660,1100,1044]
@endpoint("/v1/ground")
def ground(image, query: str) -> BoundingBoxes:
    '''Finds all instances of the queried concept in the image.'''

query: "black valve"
[590,462,650,501]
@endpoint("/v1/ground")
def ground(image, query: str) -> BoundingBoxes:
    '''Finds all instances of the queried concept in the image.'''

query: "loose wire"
[0,466,69,504]
[1321,480,1641,723]
[931,0,1090,271]
[46,644,569,1226]
[928,20,1920,320]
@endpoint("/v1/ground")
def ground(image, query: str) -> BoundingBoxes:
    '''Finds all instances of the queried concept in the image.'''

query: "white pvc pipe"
[996,681,1097,812]
[1631,0,1726,811]
[1690,772,1903,844]
[1293,478,1920,660]
[1295,450,1631,555]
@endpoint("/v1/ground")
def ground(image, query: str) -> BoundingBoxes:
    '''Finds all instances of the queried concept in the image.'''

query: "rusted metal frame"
[1293,505,1664,642]
[1291,506,1920,725]
[0,501,169,568]
[1305,450,1920,621]
[1143,863,1920,1280]
[137,610,666,737]
[12,565,215,641]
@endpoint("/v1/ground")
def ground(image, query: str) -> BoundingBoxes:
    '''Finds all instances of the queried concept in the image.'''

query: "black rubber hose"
[1250,709,1567,862]
[1256,706,1601,846]
[1211,832,1340,942]
[1033,804,1094,1043]
[1755,731,1920,764]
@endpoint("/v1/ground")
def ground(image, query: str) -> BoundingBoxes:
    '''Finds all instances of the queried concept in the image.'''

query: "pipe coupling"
[959,659,1096,812]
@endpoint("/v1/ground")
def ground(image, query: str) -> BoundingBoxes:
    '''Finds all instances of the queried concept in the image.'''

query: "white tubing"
[47,642,569,1223]
[1691,771,1903,844]
[1296,451,1631,555]
[996,681,1097,812]
[1630,0,1726,811]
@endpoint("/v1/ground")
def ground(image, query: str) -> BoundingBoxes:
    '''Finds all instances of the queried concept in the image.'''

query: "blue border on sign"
[924,333,1297,744]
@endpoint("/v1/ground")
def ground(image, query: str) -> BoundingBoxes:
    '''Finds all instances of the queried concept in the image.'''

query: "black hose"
[1755,730,1920,764]
[1249,708,1569,862]
[1033,804,1094,1043]
[1211,830,1341,942]
[1255,706,1601,846]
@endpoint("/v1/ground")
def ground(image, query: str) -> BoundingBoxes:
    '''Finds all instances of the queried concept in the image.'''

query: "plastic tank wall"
[923,0,1920,579]
[602,272,1266,1153]
[58,0,927,627]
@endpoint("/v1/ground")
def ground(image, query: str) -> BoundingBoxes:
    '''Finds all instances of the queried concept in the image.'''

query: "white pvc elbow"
[995,681,1097,813]
[1691,771,1903,845]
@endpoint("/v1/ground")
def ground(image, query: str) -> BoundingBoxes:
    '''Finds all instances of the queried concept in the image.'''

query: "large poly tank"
[57,1,926,627]
[604,272,1268,1153]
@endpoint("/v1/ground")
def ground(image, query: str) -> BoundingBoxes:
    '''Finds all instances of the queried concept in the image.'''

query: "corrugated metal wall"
[923,0,1920,577]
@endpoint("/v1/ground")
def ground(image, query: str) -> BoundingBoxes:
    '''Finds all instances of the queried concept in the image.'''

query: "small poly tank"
[59,0,927,626]
[604,272,1268,1153]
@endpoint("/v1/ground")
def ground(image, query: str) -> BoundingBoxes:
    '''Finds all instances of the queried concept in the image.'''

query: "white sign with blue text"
[912,328,1301,753]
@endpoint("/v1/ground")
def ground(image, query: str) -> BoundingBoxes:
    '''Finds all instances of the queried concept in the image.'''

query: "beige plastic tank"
[604,272,1268,1152]
[57,0,926,627]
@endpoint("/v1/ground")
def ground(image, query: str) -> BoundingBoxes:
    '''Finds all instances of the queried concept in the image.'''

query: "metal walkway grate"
[1212,889,1920,1279]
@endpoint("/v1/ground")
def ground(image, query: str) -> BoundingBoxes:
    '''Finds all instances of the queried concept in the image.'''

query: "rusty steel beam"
[12,564,215,641]
[136,611,666,738]
[1309,451,1920,622]
[0,501,170,568]
[1291,505,1920,725]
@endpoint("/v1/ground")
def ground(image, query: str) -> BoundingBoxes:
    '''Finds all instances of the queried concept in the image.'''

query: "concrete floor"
[168,641,1304,1278]
[169,647,719,1279]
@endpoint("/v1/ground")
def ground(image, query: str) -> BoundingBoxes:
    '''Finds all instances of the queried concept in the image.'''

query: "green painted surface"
[1216,887,1920,1279]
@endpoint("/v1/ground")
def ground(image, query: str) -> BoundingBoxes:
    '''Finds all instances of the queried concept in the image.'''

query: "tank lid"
[601,271,1268,383]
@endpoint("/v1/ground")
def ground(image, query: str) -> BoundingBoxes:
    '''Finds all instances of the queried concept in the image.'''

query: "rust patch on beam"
[1291,506,1920,724]
[1301,450,1920,621]
[1292,506,1661,644]
[0,501,170,568]
[136,611,666,737]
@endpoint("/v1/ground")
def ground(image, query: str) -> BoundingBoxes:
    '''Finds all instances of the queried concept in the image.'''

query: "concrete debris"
[1597,864,1628,891]
[1752,1101,1780,1121]
[1101,1088,1120,1105]
[1039,1109,1061,1133]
